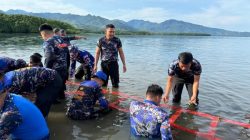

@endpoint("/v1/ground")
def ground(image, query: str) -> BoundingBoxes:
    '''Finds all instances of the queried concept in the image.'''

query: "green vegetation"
[79,28,154,35]
[0,13,211,36]
[79,28,211,36]
[0,13,79,33]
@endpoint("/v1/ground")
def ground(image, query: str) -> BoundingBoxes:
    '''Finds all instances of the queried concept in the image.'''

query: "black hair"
[39,23,53,32]
[146,84,163,97]
[33,53,42,58]
[15,59,27,69]
[30,54,41,64]
[178,52,193,64]
[106,24,115,29]
[53,28,60,33]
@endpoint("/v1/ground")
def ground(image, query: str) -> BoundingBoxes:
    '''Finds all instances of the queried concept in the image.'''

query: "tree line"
[0,13,79,33]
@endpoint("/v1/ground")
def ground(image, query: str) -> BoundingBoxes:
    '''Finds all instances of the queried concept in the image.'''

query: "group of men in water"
[0,23,201,140]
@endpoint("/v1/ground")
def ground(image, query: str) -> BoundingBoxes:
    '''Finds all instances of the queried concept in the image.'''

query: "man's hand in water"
[162,94,169,103]
[189,95,197,104]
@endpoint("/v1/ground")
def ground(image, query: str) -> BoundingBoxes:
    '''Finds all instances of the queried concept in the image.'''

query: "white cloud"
[177,0,250,31]
[0,0,89,15]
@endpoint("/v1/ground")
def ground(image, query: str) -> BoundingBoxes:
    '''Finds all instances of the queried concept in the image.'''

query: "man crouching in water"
[66,71,109,120]
[130,84,173,140]
[0,77,49,139]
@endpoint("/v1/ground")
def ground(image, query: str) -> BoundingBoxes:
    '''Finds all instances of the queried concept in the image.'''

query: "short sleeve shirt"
[97,36,122,62]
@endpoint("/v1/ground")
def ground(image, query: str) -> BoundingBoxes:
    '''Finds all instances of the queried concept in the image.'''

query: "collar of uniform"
[104,36,115,41]
[144,100,157,106]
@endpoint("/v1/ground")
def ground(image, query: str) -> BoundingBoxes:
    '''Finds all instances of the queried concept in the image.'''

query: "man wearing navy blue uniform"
[0,80,49,140]
[66,71,109,120]
[2,67,62,117]
[163,52,202,106]
[39,24,68,99]
[59,29,86,46]
[54,28,86,79]
[130,84,173,140]
[94,24,126,88]
[69,45,94,80]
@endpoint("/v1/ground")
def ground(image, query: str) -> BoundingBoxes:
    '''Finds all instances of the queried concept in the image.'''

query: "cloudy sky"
[1,0,250,32]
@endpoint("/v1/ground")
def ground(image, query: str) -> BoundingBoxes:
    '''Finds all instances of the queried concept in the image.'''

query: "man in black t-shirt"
[94,24,127,88]
[163,52,202,105]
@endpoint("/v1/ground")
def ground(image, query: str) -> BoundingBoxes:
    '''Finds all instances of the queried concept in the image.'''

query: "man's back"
[66,80,108,120]
[6,67,56,93]
[130,100,172,140]
[43,36,67,70]
[0,94,49,140]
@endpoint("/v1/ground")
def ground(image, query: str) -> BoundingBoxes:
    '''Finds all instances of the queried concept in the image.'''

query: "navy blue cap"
[93,71,107,82]
[39,24,53,32]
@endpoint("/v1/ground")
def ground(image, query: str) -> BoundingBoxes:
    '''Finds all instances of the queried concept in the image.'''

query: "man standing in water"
[163,52,202,106]
[39,24,68,99]
[94,24,126,88]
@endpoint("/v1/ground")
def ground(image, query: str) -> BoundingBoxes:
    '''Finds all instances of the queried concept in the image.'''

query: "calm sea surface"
[0,34,250,140]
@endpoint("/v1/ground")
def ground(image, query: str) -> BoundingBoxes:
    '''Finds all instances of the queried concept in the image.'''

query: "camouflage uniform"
[130,100,173,140]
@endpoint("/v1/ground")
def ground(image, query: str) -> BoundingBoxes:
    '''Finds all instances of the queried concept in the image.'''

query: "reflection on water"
[1,34,250,139]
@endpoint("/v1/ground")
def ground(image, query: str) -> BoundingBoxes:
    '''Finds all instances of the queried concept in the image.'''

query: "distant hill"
[128,19,250,36]
[4,9,250,36]
[5,10,135,31]
[0,13,78,33]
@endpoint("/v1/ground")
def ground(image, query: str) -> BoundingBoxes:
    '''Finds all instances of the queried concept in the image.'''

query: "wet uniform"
[97,36,122,87]
[69,46,94,80]
[0,94,49,140]
[130,100,173,140]
[3,67,62,117]
[43,35,67,99]
[0,57,27,73]
[168,59,202,104]
[66,80,109,120]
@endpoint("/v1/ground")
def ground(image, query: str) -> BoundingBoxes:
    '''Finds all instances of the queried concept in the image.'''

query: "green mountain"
[0,13,78,33]
[4,9,250,36]
[5,10,135,31]
[128,19,250,36]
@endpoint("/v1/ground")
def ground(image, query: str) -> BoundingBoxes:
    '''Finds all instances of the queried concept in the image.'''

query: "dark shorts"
[172,76,199,104]
[101,61,119,87]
